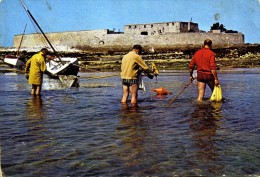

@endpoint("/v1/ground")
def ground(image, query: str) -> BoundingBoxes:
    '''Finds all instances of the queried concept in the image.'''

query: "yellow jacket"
[120,51,149,79]
[25,52,46,85]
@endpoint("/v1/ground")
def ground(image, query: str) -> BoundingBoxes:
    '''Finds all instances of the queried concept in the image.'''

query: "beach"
[1,44,260,72]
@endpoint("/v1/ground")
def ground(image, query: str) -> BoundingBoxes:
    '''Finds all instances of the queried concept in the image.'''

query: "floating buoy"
[152,87,172,95]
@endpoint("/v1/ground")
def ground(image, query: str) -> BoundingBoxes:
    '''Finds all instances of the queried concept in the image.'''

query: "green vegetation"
[210,22,238,33]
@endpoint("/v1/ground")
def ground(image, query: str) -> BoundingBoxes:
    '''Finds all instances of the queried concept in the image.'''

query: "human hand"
[215,79,220,86]
[25,73,29,80]
[47,55,56,60]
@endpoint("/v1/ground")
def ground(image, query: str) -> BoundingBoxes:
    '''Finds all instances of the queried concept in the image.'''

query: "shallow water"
[0,68,259,176]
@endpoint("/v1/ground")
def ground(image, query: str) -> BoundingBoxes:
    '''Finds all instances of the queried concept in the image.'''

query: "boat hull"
[4,55,25,68]
[46,57,79,78]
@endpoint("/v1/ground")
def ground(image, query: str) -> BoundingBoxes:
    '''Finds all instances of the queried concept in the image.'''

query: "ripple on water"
[0,70,260,176]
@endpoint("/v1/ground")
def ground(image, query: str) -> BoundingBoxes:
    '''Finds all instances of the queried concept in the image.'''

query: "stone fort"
[13,21,244,52]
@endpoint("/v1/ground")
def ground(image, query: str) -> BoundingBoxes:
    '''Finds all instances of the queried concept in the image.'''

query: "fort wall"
[14,29,244,52]
[124,21,200,35]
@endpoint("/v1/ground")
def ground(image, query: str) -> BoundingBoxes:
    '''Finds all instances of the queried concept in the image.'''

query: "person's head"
[204,39,212,48]
[40,48,48,57]
[132,44,142,54]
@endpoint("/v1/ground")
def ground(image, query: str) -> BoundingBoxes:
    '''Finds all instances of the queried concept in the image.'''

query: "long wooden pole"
[167,80,193,106]
[17,23,27,55]
[20,0,61,61]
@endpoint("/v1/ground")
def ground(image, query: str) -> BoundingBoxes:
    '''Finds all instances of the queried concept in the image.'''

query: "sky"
[0,0,260,47]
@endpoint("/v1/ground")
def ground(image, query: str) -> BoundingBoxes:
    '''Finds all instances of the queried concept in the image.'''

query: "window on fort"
[128,26,131,29]
[134,25,137,28]
[151,25,153,28]
[172,23,174,26]
[144,25,146,28]
[141,31,148,35]
[167,23,169,26]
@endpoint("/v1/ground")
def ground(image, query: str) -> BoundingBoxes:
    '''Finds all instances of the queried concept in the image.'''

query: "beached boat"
[46,57,79,78]
[20,0,79,78]
[3,55,25,68]
[3,24,27,68]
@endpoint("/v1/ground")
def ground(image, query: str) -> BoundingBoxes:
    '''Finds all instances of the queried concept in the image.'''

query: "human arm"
[135,55,155,79]
[189,68,195,81]
[211,70,220,86]
[25,58,31,73]
[40,57,47,73]
[189,57,196,81]
[209,53,219,86]
[24,58,32,80]
[46,55,56,61]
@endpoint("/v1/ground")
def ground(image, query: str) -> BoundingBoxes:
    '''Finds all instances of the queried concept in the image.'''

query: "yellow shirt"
[120,51,149,79]
[25,52,46,85]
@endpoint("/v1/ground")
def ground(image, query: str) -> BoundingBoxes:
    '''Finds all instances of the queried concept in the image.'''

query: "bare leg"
[35,85,42,96]
[207,81,215,92]
[130,84,138,104]
[121,85,129,103]
[31,85,36,95]
[197,81,206,101]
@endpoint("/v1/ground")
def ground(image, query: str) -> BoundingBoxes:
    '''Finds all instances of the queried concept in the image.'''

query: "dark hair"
[41,48,48,52]
[132,44,142,52]
[204,39,212,46]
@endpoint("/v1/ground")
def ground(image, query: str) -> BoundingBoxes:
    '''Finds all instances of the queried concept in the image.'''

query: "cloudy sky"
[0,0,259,47]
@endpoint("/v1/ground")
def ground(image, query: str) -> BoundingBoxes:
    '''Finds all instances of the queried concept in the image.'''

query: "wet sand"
[1,44,260,72]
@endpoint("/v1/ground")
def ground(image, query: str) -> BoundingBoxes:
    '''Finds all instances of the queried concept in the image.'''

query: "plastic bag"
[210,85,222,102]
[138,76,146,92]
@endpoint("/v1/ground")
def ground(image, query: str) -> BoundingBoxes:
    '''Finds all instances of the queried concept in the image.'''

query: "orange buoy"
[152,87,172,95]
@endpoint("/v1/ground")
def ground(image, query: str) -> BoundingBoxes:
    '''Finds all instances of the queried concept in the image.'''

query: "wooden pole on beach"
[167,80,193,106]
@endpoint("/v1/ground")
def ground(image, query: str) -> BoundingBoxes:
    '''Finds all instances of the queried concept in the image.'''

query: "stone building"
[13,21,244,52]
[124,21,199,35]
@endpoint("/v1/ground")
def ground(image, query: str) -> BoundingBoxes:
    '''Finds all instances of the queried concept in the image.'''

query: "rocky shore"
[1,44,260,72]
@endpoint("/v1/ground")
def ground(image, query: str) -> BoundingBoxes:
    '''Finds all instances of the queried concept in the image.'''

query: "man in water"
[25,48,48,95]
[120,44,155,105]
[189,39,220,101]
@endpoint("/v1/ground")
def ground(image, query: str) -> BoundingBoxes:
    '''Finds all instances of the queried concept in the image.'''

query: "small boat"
[46,57,79,78]
[4,24,27,68]
[20,0,79,78]
[3,55,25,68]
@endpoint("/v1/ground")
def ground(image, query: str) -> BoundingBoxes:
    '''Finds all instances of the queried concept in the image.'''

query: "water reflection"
[121,103,138,113]
[24,96,55,176]
[188,102,224,175]
[26,96,45,120]
[116,103,147,174]
[1,69,260,176]
[0,144,2,177]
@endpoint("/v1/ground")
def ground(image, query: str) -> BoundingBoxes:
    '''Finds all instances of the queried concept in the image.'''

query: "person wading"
[25,48,49,96]
[189,39,220,101]
[120,44,155,105]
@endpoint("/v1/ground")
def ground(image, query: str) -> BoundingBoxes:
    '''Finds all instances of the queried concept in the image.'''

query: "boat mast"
[20,0,60,57]
[17,23,27,56]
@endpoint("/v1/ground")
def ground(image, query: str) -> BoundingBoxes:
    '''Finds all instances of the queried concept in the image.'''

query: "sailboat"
[3,24,27,68]
[4,55,25,68]
[20,0,79,78]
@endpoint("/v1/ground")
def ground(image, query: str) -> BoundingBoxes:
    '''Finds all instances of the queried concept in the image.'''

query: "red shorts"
[197,72,214,83]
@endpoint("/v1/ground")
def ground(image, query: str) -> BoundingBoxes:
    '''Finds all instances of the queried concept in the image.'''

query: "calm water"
[0,68,259,176]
